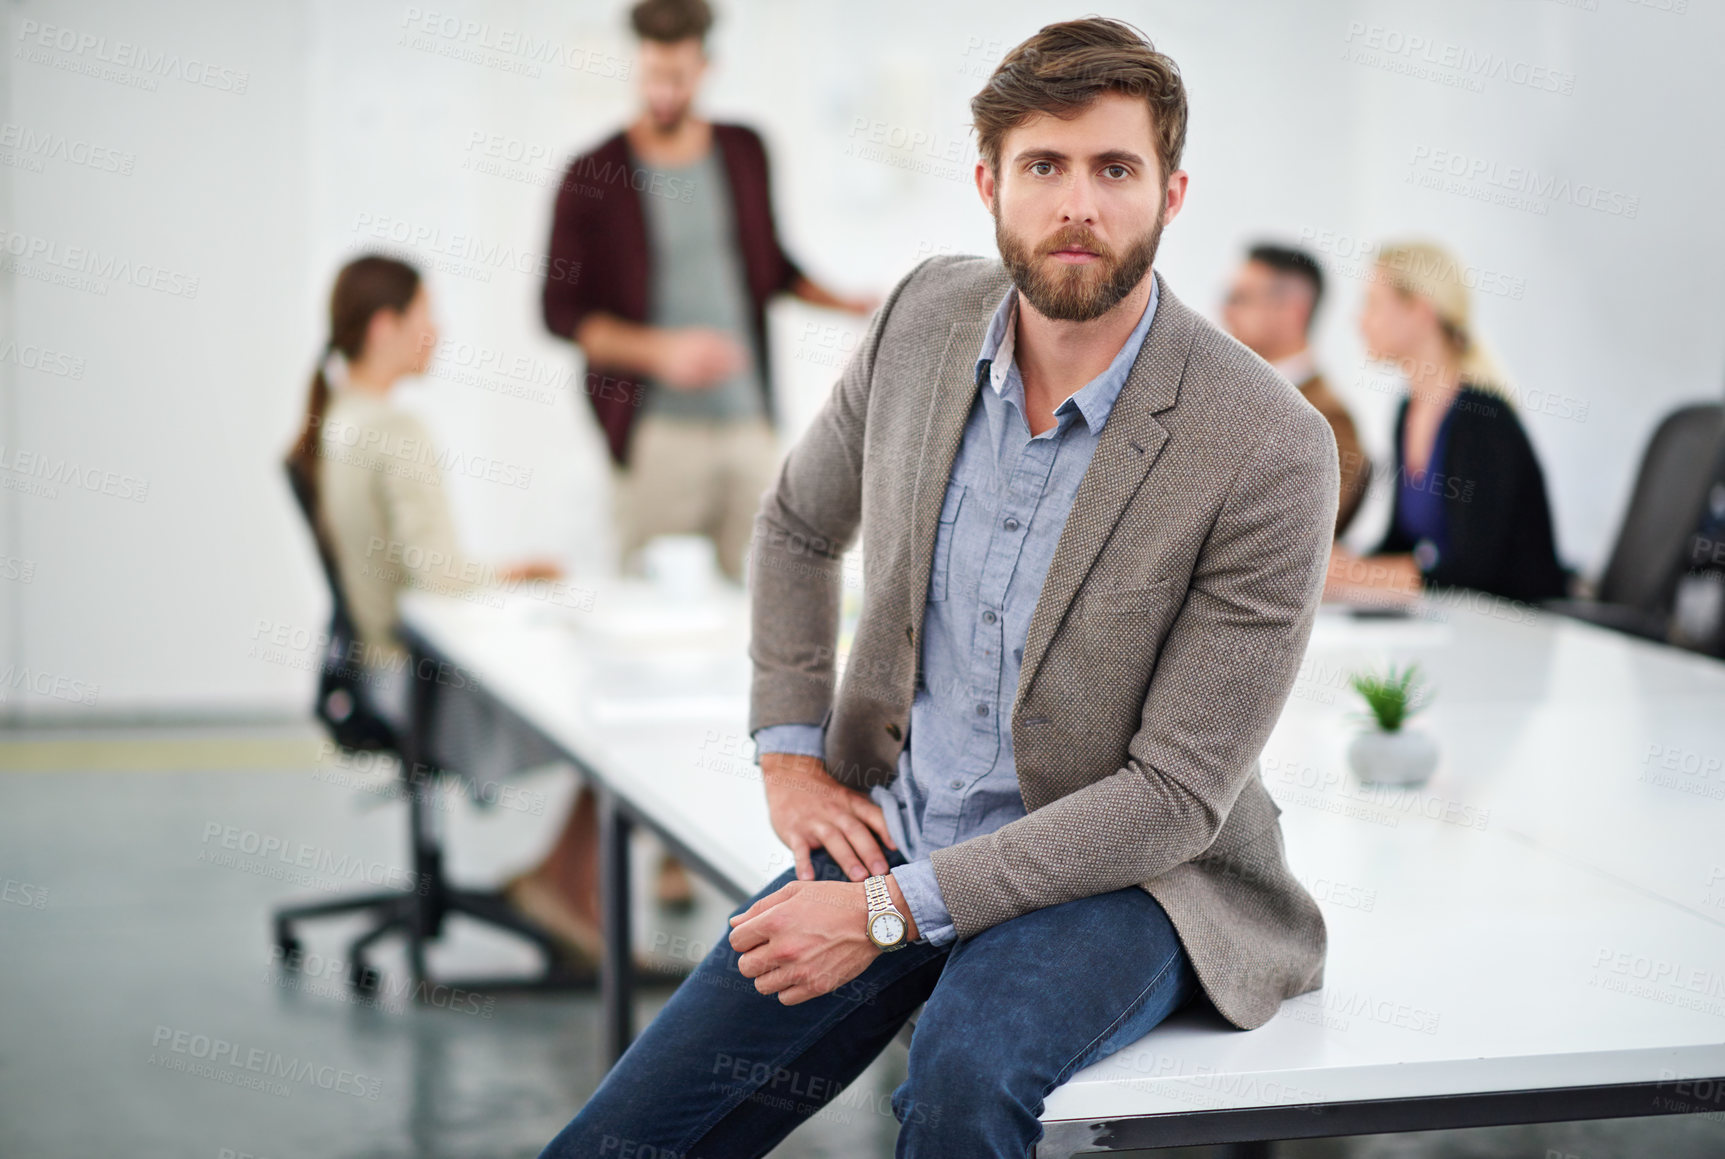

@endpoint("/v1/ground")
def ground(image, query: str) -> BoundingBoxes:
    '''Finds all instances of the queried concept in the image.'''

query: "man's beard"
[994,195,1164,323]
[647,104,690,135]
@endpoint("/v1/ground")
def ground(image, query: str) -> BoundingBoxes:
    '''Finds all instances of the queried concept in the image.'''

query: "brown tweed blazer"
[748,254,1337,1030]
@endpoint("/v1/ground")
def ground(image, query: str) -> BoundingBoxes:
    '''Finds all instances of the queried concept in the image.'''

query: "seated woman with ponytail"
[1326,240,1568,606]
[287,254,609,964]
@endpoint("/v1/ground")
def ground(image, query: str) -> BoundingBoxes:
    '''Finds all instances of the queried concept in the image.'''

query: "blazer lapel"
[898,270,1200,708]
[903,308,994,642]
[1016,272,1197,701]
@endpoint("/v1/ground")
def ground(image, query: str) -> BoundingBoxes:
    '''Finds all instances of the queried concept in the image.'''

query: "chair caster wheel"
[351,961,382,995]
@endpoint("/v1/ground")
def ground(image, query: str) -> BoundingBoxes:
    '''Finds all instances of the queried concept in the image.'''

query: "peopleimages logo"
[1407,145,1639,218]
[1341,22,1576,94]
[0,443,150,502]
[352,212,579,285]
[14,20,250,94]
[148,1025,382,1099]
[0,665,100,706]
[0,122,136,175]
[398,9,632,80]
[0,340,86,380]
[314,407,535,490]
[0,228,199,299]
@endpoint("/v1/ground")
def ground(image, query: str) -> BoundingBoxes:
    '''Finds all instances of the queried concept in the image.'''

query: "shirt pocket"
[928,484,967,603]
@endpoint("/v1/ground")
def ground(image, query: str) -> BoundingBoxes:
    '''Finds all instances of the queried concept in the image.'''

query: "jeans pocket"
[928,484,966,602]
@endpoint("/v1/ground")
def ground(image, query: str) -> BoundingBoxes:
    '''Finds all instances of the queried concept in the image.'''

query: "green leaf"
[1348,662,1431,732]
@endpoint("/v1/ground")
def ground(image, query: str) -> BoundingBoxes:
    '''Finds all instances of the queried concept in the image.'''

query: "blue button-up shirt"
[755,274,1160,944]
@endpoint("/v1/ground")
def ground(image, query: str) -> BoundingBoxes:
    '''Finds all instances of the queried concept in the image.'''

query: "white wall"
[3,0,312,716]
[3,0,1721,717]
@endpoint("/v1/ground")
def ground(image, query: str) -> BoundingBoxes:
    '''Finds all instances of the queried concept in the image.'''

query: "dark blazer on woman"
[1376,384,1568,603]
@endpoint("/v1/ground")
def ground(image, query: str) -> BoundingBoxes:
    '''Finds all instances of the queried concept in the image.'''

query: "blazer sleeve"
[746,261,924,733]
[928,404,1339,938]
[542,156,597,341]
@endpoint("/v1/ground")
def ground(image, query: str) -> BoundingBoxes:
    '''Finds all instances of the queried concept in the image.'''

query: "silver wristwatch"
[863,874,909,951]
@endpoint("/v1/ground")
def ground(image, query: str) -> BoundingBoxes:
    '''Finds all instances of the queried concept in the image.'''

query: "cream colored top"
[317,388,481,664]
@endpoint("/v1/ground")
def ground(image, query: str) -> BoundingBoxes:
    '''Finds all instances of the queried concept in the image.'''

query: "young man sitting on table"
[540,16,1338,1158]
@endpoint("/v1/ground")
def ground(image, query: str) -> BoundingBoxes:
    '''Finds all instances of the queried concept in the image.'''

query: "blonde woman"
[1328,241,1566,604]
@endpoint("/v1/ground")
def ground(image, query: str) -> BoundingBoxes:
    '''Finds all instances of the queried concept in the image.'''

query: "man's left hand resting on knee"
[727,751,922,1005]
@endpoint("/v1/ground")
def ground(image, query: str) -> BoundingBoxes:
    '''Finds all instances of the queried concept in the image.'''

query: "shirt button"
[982,609,997,624]
[975,703,989,717]
[949,778,964,790]
[1003,517,1019,531]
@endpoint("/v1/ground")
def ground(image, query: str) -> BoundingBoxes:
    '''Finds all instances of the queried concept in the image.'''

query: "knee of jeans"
[911,999,1016,1081]
[781,847,850,884]
[895,1033,1014,1133]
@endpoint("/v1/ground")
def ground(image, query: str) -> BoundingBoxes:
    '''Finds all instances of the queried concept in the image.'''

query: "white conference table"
[398,582,1725,1156]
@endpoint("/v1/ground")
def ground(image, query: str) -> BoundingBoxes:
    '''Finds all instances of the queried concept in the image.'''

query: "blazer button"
[886,722,902,741]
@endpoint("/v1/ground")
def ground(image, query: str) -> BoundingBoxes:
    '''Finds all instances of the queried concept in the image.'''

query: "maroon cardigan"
[542,123,805,466]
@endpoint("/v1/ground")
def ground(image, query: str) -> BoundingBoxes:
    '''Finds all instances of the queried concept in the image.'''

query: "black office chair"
[1670,474,1725,658]
[1548,401,1725,644]
[282,458,401,755]
[271,458,584,995]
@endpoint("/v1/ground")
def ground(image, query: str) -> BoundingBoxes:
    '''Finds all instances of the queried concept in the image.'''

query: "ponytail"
[287,255,421,527]
[287,342,336,517]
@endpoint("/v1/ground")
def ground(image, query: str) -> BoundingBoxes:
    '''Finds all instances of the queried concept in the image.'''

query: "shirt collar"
[974,270,1161,435]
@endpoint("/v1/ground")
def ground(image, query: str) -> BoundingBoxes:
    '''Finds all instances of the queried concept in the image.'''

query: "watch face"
[870,912,906,946]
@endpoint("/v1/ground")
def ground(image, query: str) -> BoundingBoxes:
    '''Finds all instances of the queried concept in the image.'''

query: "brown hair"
[970,17,1188,184]
[630,0,713,45]
[286,254,422,512]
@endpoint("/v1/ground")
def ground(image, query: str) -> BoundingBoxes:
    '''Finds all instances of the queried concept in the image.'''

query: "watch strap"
[864,874,907,948]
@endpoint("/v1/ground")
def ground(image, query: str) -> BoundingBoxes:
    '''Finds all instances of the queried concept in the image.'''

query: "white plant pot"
[1348,728,1438,786]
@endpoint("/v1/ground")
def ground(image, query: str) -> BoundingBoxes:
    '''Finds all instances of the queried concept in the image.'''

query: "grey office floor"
[2,721,1721,1159]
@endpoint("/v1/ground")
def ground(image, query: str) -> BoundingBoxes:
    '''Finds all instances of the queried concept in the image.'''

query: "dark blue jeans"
[539,847,1197,1159]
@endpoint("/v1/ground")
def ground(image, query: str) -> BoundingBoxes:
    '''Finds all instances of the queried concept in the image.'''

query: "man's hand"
[788,274,881,318]
[654,327,747,390]
[496,559,563,582]
[759,753,896,882]
[835,292,882,317]
[727,874,918,1005]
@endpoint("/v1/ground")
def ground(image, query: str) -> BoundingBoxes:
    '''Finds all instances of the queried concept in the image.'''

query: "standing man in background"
[1223,244,1371,536]
[542,0,872,584]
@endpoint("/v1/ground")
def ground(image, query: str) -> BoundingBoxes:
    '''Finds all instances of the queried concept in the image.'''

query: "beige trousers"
[611,415,780,584]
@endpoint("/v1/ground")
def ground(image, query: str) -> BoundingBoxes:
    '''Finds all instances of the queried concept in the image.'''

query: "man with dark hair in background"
[542,0,871,583]
[1224,243,1371,535]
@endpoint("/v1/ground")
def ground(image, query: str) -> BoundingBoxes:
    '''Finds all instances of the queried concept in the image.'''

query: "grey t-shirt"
[637,139,767,422]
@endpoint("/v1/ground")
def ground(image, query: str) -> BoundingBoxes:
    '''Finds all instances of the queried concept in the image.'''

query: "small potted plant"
[1346,663,1438,786]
